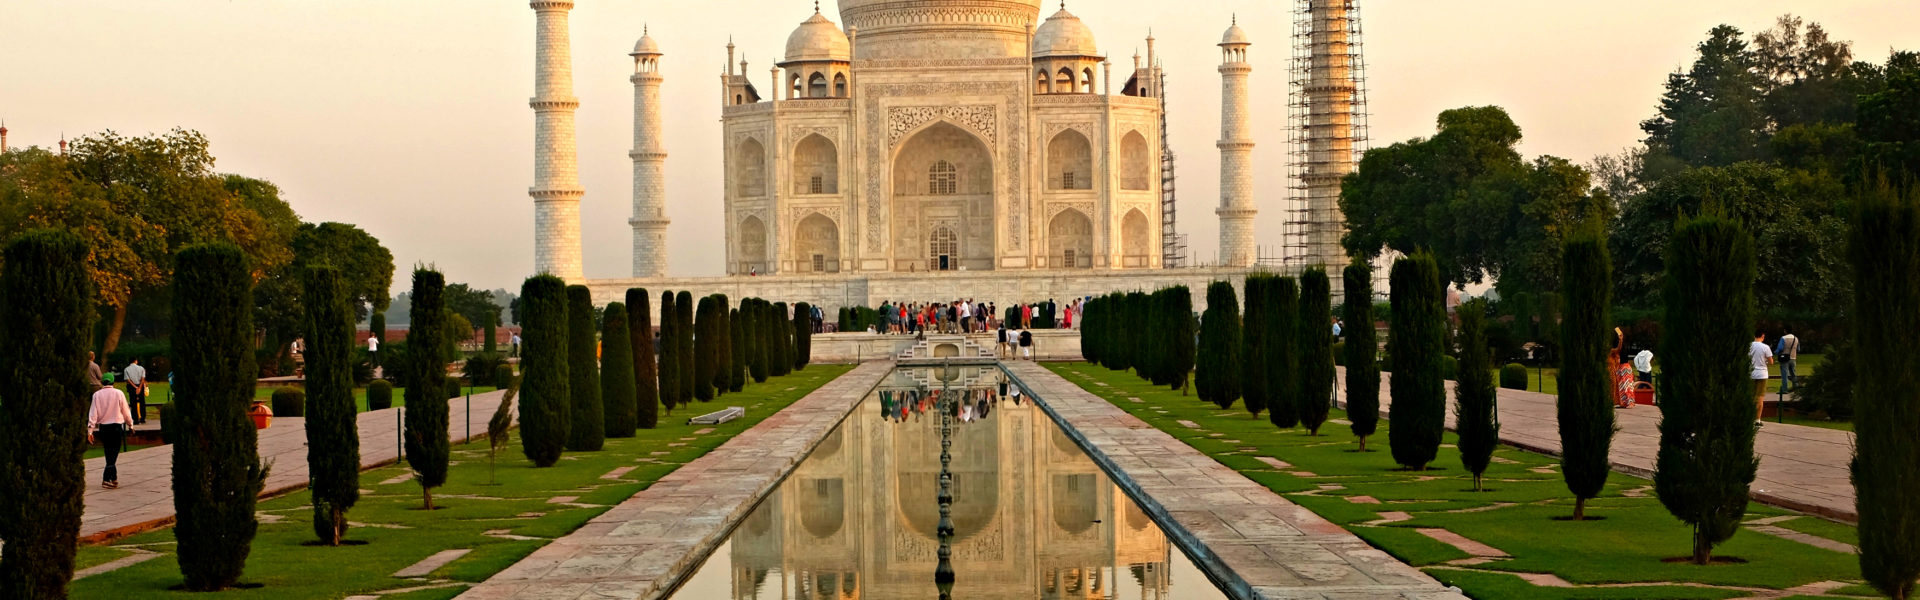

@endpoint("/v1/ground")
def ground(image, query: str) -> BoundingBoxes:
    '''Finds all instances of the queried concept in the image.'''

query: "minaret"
[629,27,669,278]
[0,121,9,154]
[1216,17,1256,268]
[529,0,585,280]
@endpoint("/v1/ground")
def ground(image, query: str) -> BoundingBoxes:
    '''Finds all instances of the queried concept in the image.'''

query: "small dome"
[631,33,661,56]
[1220,23,1251,46]
[1032,8,1099,58]
[784,11,851,64]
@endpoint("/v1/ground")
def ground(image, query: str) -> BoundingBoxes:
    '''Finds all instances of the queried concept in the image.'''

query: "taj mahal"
[527,0,1367,313]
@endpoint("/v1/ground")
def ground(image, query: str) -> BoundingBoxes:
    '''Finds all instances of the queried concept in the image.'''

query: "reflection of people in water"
[878,387,1009,424]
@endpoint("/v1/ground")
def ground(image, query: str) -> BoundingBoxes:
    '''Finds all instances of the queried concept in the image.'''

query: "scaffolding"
[1285,0,1370,270]
[1159,69,1189,269]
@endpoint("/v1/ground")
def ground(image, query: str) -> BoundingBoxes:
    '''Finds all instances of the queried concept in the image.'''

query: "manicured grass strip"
[70,365,851,599]
[1773,516,1861,548]
[1424,569,1746,600]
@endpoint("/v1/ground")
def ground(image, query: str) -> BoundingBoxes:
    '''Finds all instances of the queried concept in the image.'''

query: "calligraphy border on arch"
[862,81,1026,253]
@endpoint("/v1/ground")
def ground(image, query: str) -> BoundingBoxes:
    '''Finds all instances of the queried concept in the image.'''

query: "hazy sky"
[5,1,1917,293]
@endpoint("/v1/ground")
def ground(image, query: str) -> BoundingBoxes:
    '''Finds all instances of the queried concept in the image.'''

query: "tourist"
[1775,328,1800,393]
[290,337,304,359]
[124,358,149,425]
[1019,328,1034,360]
[87,381,135,489]
[1062,300,1074,329]
[880,301,894,334]
[959,299,973,333]
[86,351,104,391]
[997,324,1010,357]
[367,331,380,354]
[1332,317,1343,338]
[1633,348,1654,384]
[510,331,523,358]
[1750,331,1774,426]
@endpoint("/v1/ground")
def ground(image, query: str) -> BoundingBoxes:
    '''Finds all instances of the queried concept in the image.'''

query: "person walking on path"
[124,358,149,425]
[1775,329,1800,392]
[87,383,135,489]
[86,351,104,391]
[510,332,523,358]
[1018,328,1034,360]
[1633,348,1655,384]
[1750,331,1774,426]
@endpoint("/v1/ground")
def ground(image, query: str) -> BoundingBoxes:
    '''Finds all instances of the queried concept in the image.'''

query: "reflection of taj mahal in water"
[718,368,1178,599]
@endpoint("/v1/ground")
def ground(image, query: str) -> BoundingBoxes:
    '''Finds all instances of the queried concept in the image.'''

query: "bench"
[687,407,745,425]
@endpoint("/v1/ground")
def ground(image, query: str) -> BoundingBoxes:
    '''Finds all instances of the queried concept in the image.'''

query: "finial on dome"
[815,0,821,13]
[1233,14,1238,26]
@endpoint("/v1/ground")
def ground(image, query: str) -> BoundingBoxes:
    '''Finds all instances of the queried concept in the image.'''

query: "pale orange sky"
[4,1,1916,293]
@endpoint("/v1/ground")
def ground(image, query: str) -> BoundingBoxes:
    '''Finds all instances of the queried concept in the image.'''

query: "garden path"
[78,389,512,542]
[1335,368,1858,521]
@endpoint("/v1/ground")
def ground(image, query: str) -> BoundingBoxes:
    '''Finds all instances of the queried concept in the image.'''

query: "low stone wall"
[808,329,1083,362]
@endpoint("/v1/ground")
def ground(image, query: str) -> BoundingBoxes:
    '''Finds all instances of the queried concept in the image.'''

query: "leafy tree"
[692,295,718,401]
[291,222,394,321]
[1298,269,1336,435]
[1387,253,1446,470]
[1857,52,1920,180]
[169,243,268,591]
[793,302,813,371]
[403,269,451,509]
[625,289,658,429]
[564,285,603,451]
[1240,276,1271,417]
[658,291,681,412]
[517,275,569,467]
[1161,288,1195,393]
[1269,277,1301,429]
[1454,298,1500,491]
[1654,214,1759,564]
[0,230,94,597]
[301,266,360,545]
[1850,181,1920,599]
[1345,258,1381,451]
[601,302,637,439]
[1559,228,1617,520]
[1196,281,1242,409]
[446,283,504,331]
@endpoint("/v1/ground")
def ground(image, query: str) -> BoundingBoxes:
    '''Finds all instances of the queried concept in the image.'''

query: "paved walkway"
[81,389,512,542]
[456,362,892,600]
[1007,362,1467,600]
[1334,368,1857,521]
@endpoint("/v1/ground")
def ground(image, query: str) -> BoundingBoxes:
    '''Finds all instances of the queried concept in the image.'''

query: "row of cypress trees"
[1080,287,1198,394]
[1188,272,1338,435]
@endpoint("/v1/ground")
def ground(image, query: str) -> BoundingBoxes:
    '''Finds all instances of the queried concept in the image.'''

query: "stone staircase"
[895,334,996,361]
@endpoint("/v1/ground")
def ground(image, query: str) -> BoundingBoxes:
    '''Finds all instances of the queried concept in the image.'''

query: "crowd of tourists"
[856,298,1082,335]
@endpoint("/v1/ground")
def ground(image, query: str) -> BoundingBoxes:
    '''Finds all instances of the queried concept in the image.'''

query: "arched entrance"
[891,122,995,272]
[1048,209,1093,269]
[739,215,768,274]
[928,226,958,272]
[794,213,840,273]
[1121,209,1150,269]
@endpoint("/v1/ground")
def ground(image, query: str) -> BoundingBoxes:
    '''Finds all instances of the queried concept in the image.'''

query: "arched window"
[928,226,959,271]
[1047,129,1093,191]
[808,72,828,98]
[1121,131,1151,191]
[1122,209,1151,267]
[1036,69,1051,94]
[792,134,839,195]
[737,138,766,197]
[1082,68,1095,93]
[928,160,958,195]
[739,215,768,273]
[833,72,848,97]
[1055,68,1074,93]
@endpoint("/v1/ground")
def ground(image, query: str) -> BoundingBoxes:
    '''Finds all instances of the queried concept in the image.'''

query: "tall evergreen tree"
[771,302,793,377]
[302,266,360,544]
[1344,257,1381,451]
[1197,281,1242,409]
[602,302,637,438]
[625,289,659,429]
[404,269,452,508]
[745,299,768,382]
[0,230,94,597]
[1655,215,1760,562]
[1559,229,1615,520]
[168,243,268,590]
[1240,276,1271,417]
[1298,268,1336,435]
[713,295,735,391]
[517,275,569,467]
[657,291,680,413]
[1270,277,1302,430]
[692,295,718,401]
[370,311,386,367]
[1080,296,1101,366]
[675,291,695,404]
[1850,181,1920,599]
[793,302,813,370]
[1454,298,1500,491]
[1387,253,1446,470]
[1164,287,1196,393]
[564,285,603,451]
[729,307,747,391]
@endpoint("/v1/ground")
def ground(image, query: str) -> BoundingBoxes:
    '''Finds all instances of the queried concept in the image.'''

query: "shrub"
[564,285,603,452]
[837,306,852,333]
[300,266,359,546]
[1197,281,1243,410]
[1455,299,1500,491]
[626,289,660,428]
[367,380,394,411]
[403,269,452,509]
[1441,355,1459,381]
[601,302,637,439]
[0,229,94,596]
[517,274,569,467]
[1850,181,1920,599]
[1269,277,1301,430]
[1559,228,1616,521]
[692,295,718,401]
[657,291,680,412]
[271,387,307,417]
[793,302,813,371]
[1789,339,1852,420]
[444,378,463,400]
[1500,363,1529,390]
[494,364,515,390]
[169,243,267,590]
[1387,253,1445,470]
[1332,342,1345,366]
[1298,268,1336,435]
[463,353,507,387]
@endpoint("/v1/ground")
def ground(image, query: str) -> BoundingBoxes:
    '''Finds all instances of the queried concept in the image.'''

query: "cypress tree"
[565,285,603,451]
[675,291,695,405]
[302,266,360,544]
[657,291,680,413]
[370,311,386,367]
[1298,268,1336,435]
[1079,297,1100,365]
[746,299,768,382]
[1387,253,1446,471]
[692,295,718,402]
[1344,257,1381,451]
[1241,276,1271,417]
[625,289,659,429]
[484,318,497,354]
[404,269,451,509]
[712,295,734,392]
[1143,290,1168,384]
[169,243,267,590]
[1164,287,1196,393]
[1270,277,1301,430]
[771,302,793,377]
[1454,298,1499,491]
[1197,281,1243,409]
[1655,215,1759,562]
[1559,229,1615,520]
[517,275,569,467]
[1125,292,1150,378]
[1851,181,1920,599]
[793,302,813,370]
[602,302,637,438]
[837,306,852,333]
[729,308,747,391]
[0,230,94,597]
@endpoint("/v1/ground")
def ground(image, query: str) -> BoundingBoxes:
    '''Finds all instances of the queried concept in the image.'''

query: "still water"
[665,365,1232,599]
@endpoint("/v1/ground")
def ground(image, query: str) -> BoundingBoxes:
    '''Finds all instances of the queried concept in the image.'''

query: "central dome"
[837,0,1044,60]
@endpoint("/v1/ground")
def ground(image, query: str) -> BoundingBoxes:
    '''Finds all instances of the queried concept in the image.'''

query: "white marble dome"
[1221,23,1251,46]
[1032,7,1098,58]
[785,10,851,64]
[631,32,661,56]
[838,0,1044,59]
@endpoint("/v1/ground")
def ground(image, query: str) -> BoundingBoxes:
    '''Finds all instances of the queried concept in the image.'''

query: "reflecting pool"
[665,365,1231,599]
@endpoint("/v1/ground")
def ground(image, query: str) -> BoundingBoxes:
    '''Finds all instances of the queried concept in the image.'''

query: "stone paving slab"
[1004,362,1467,600]
[80,389,512,542]
[1334,368,1858,521]
[395,548,473,577]
[455,362,891,600]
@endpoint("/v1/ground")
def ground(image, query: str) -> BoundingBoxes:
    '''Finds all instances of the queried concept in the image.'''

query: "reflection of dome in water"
[815,426,844,458]
[742,498,775,537]
[800,478,846,538]
[895,413,1000,541]
[1125,497,1153,531]
[1052,473,1099,534]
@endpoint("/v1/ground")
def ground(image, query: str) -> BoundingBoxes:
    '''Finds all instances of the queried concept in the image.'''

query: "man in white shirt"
[510,332,523,358]
[1750,332,1774,426]
[123,359,149,425]
[367,334,380,354]
[1633,349,1654,384]
[88,385,135,489]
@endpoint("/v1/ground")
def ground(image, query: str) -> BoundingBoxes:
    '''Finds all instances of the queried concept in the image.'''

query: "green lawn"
[1046,362,1878,600]
[72,364,853,599]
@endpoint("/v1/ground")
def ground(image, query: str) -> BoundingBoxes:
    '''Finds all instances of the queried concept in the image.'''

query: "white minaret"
[629,27,669,278]
[1216,17,1256,268]
[530,0,585,280]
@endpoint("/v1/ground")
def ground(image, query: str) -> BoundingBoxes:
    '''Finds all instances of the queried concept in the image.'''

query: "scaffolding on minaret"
[1285,0,1369,269]
[1159,69,1188,269]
